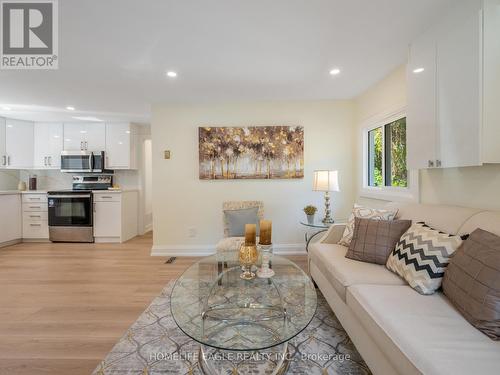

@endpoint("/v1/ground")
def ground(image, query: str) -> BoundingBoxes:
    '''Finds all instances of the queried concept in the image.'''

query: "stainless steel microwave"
[60,151,107,173]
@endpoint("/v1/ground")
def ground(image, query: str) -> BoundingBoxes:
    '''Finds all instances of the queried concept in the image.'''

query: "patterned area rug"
[92,281,371,375]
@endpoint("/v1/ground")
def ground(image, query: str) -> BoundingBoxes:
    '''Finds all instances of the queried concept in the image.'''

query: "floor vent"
[165,257,177,264]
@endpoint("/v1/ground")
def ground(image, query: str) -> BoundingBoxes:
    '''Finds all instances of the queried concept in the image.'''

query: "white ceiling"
[0,0,456,123]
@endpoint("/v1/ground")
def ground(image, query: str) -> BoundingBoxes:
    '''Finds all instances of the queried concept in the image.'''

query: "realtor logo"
[1,0,58,69]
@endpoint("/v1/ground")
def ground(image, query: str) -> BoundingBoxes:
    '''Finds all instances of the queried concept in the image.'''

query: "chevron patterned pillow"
[386,222,464,295]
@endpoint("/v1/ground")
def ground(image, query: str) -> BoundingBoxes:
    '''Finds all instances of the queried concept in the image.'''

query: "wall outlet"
[188,227,197,238]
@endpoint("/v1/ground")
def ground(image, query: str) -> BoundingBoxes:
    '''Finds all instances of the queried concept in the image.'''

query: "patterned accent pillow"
[386,222,464,295]
[338,204,398,246]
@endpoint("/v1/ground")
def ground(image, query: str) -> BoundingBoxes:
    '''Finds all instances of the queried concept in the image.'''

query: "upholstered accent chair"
[216,201,264,254]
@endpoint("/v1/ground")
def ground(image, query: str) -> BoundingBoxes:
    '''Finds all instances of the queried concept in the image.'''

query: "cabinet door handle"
[44,156,47,166]
[29,206,41,209]
[436,159,442,168]
[30,223,41,227]
[428,160,434,168]
[85,141,88,150]
[2,155,6,166]
[29,197,41,201]
[29,215,41,218]
[80,141,83,150]
[7,155,10,166]
[48,156,52,166]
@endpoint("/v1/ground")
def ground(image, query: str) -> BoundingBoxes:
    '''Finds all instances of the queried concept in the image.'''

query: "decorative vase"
[17,181,27,191]
[307,214,315,225]
[239,244,258,280]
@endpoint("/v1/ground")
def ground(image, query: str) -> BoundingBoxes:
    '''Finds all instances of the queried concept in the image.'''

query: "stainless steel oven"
[48,191,94,242]
[60,151,106,173]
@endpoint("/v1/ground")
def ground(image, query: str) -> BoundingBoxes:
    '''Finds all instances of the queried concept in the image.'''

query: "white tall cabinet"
[33,122,64,169]
[5,119,34,169]
[407,0,500,169]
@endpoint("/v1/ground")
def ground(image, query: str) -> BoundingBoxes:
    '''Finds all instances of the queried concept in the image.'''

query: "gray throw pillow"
[224,207,259,237]
[346,217,412,265]
[442,228,500,340]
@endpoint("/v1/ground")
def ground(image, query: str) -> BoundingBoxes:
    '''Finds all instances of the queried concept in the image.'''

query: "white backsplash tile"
[18,170,140,191]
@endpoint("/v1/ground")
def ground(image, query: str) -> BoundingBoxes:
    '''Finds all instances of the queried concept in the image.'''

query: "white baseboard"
[151,243,306,257]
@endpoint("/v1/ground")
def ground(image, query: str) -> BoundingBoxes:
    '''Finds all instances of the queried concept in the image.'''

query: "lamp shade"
[313,170,339,192]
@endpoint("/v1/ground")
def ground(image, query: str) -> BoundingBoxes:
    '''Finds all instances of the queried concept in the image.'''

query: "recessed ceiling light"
[1,106,11,110]
[413,68,425,74]
[329,68,341,76]
[166,71,177,78]
[66,106,75,111]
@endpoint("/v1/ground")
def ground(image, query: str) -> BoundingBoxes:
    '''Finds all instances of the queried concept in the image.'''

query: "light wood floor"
[0,233,307,375]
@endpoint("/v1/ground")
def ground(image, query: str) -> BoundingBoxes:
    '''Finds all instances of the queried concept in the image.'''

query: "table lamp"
[313,170,339,223]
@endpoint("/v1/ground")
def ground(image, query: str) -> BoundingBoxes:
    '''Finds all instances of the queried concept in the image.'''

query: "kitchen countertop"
[0,190,22,195]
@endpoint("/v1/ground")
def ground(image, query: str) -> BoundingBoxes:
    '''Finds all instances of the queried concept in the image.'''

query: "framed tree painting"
[199,126,304,180]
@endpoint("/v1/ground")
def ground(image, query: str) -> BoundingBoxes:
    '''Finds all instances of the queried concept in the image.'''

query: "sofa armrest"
[319,223,346,244]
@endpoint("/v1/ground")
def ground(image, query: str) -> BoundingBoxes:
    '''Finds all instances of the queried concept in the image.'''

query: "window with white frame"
[367,117,407,188]
[361,110,418,202]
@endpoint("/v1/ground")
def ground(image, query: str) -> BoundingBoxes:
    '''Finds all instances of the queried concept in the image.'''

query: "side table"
[300,220,332,252]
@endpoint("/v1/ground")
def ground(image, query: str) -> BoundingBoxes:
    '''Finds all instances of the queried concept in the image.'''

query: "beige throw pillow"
[338,204,398,246]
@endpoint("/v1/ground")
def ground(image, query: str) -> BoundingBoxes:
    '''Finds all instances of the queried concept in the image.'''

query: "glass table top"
[300,220,333,229]
[170,251,317,351]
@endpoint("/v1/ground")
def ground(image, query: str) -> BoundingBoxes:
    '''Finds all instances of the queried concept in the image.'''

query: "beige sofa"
[308,202,500,375]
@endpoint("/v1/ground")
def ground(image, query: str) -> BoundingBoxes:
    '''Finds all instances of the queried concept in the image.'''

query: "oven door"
[60,151,93,173]
[48,194,93,226]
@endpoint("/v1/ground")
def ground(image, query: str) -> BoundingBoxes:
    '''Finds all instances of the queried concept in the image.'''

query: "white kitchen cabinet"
[5,119,34,169]
[93,191,138,243]
[63,123,105,151]
[105,123,137,169]
[0,193,22,247]
[0,118,6,168]
[407,0,498,169]
[437,9,482,168]
[34,122,63,169]
[482,0,500,163]
[21,193,49,240]
[407,30,438,170]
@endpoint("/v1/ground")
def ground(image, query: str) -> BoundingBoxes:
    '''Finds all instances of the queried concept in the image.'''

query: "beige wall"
[151,100,355,253]
[355,64,500,211]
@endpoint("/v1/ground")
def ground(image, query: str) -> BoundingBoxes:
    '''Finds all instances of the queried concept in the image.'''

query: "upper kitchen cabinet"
[436,5,482,168]
[482,0,500,163]
[407,30,438,170]
[63,123,105,151]
[34,123,63,169]
[5,119,34,169]
[105,123,137,169]
[0,118,5,168]
[407,0,499,169]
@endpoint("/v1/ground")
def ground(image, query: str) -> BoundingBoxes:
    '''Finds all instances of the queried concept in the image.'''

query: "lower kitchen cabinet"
[93,191,138,243]
[0,193,22,248]
[22,193,49,240]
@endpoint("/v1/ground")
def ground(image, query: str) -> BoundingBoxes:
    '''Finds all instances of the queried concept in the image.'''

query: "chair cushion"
[223,207,259,237]
[346,284,500,375]
[386,222,463,295]
[346,217,412,265]
[443,228,500,340]
[308,243,405,302]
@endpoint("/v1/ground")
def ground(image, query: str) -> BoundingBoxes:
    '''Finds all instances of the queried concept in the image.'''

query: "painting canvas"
[199,126,304,180]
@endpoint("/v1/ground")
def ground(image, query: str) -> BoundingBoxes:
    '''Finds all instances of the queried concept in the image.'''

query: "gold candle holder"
[239,244,258,280]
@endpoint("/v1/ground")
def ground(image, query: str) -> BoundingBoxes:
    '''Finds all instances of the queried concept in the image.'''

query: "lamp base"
[322,191,334,224]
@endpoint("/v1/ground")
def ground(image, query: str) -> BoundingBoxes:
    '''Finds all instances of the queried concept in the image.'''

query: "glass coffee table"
[170,251,317,374]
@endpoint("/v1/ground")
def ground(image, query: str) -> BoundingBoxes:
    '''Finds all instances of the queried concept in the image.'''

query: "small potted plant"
[303,205,317,224]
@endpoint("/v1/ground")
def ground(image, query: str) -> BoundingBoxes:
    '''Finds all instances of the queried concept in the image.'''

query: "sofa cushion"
[308,243,405,302]
[346,217,412,265]
[458,211,500,237]
[386,222,463,295]
[443,228,500,340]
[346,284,500,375]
